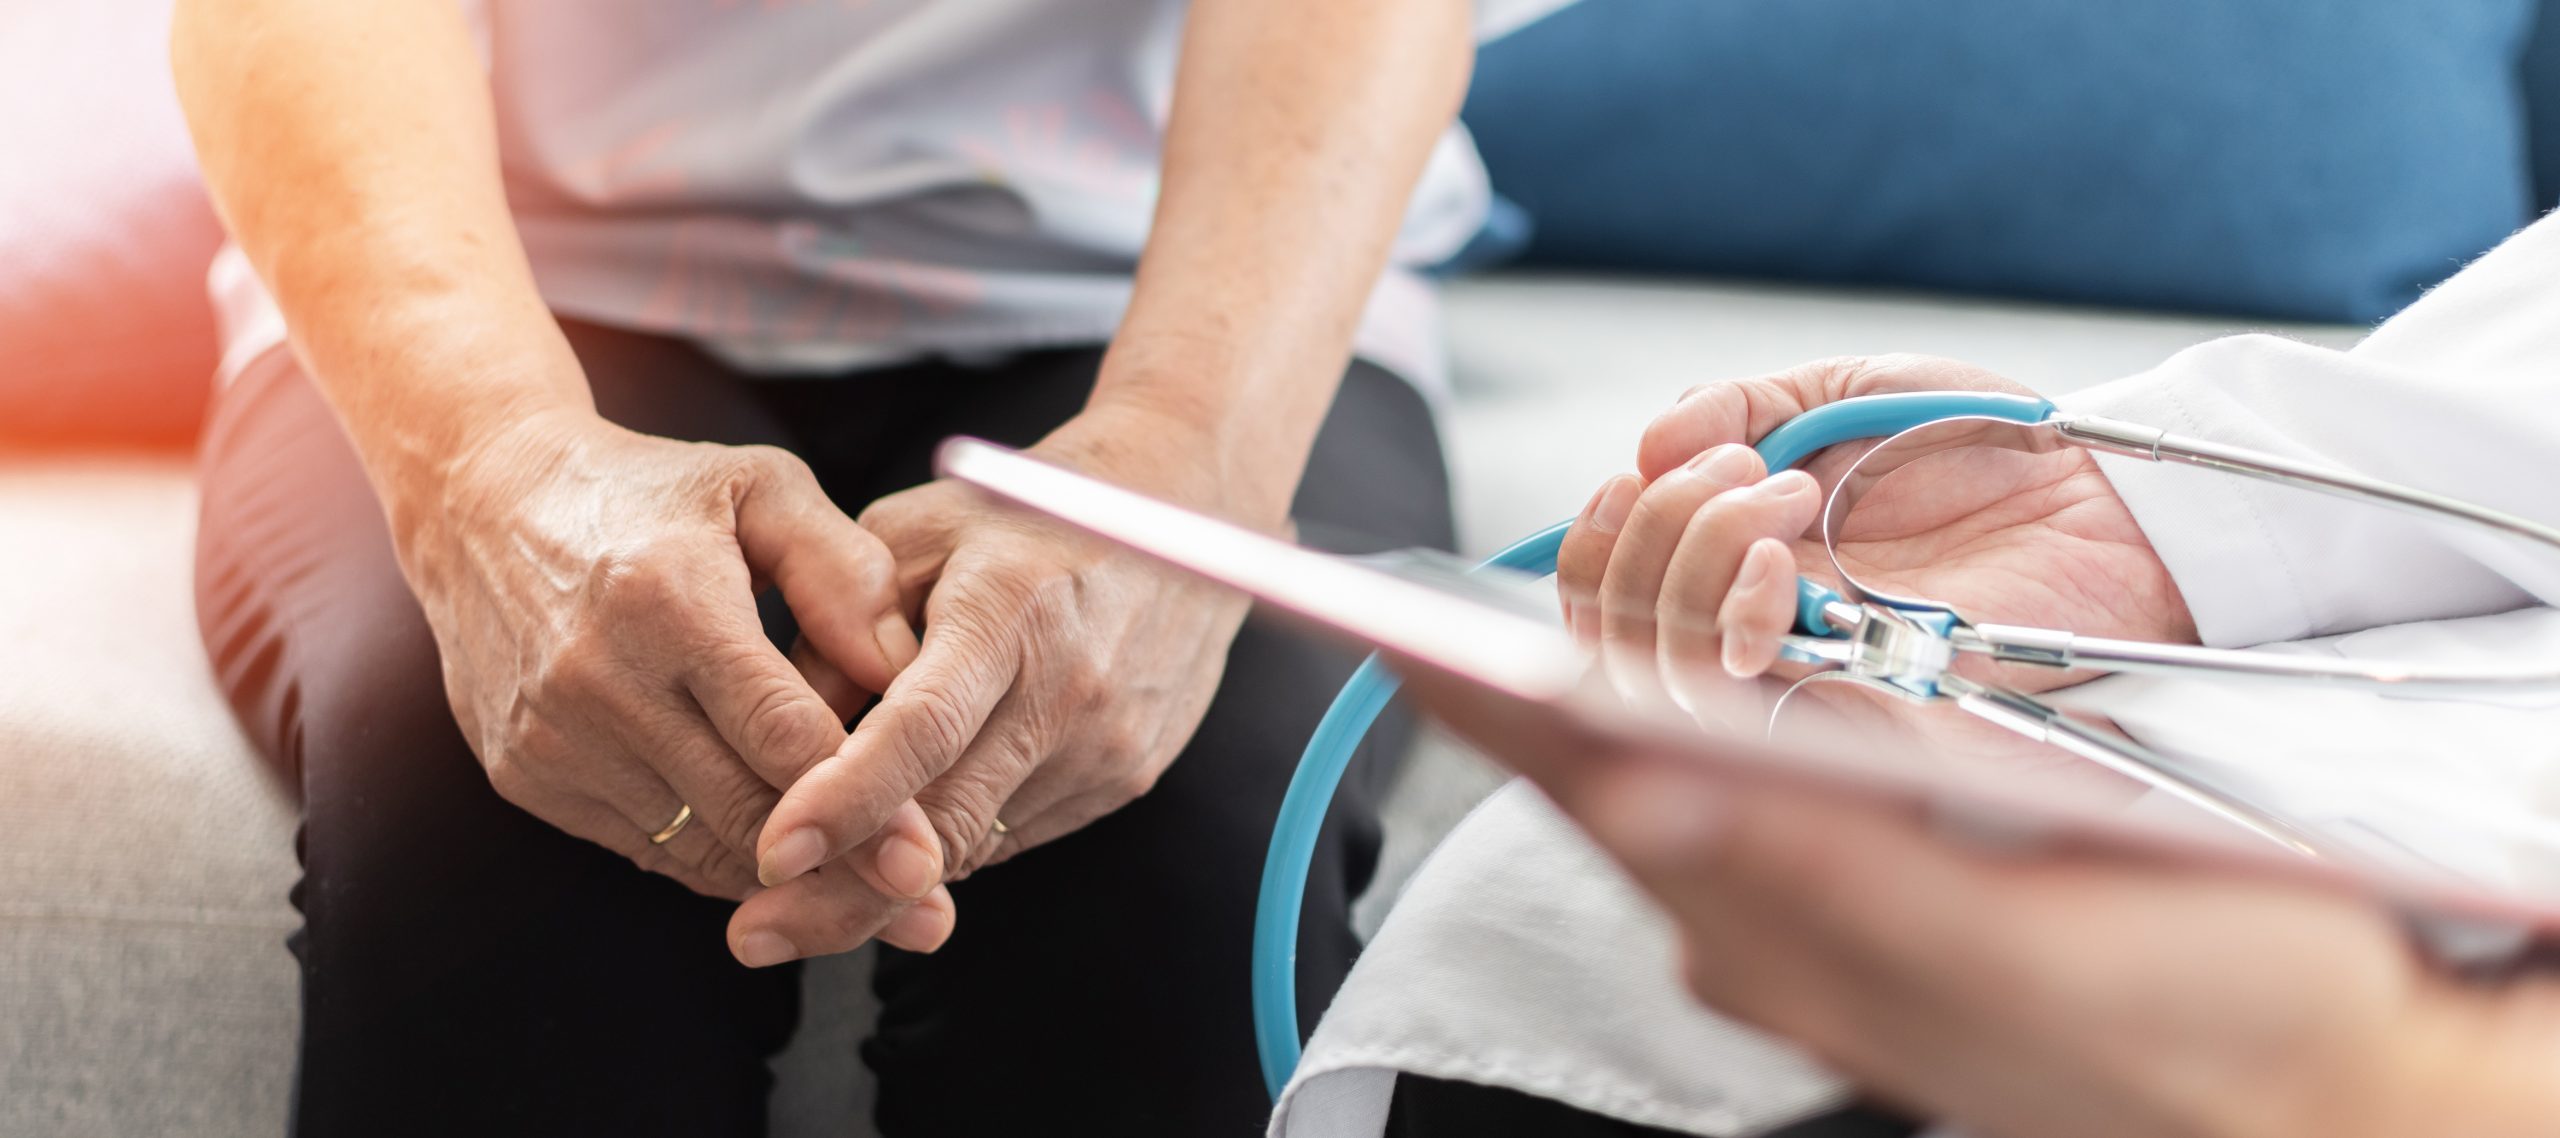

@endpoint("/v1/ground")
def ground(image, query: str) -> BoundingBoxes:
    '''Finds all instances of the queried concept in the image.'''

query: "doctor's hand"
[1396,667,2560,1138]
[1557,355,2193,692]
[730,402,1254,964]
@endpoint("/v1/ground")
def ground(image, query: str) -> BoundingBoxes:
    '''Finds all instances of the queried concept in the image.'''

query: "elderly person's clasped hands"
[423,391,1266,970]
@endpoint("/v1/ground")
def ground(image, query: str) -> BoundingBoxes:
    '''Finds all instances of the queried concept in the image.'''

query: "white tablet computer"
[936,437,2560,960]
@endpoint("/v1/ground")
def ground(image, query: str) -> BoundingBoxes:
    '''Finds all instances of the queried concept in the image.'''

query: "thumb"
[731,446,919,694]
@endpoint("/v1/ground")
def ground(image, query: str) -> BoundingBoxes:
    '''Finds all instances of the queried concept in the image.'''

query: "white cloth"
[213,0,1573,390]
[2066,212,2560,646]
[1277,212,2560,1137]
[1273,780,1852,1138]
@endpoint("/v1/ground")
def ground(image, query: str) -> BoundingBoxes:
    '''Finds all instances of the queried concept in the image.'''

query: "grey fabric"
[0,457,296,1138]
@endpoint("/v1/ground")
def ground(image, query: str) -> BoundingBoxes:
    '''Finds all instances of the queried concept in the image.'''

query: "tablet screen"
[939,437,2560,956]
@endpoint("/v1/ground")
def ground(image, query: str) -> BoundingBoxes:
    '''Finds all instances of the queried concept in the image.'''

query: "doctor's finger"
[1559,762,1986,1021]
[1712,539,1800,680]
[1558,474,1640,644]
[1655,475,1823,677]
[1600,445,1768,679]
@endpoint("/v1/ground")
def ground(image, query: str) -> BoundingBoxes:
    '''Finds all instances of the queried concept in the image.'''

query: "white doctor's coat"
[1273,210,2560,1137]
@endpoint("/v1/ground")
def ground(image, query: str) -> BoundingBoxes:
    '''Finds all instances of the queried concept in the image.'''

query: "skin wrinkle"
[182,0,1474,972]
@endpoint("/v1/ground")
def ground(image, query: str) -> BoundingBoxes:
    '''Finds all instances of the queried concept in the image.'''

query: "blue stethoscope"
[1251,389,2560,1097]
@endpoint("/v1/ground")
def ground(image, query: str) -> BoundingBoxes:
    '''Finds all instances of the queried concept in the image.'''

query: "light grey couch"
[0,274,2358,1137]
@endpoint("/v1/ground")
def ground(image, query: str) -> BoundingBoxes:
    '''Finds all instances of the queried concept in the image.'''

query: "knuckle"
[888,686,978,780]
[920,778,1007,856]
[1087,717,1154,772]
[843,529,901,593]
[1105,765,1161,805]
[505,710,571,763]
[820,898,888,954]
[593,547,697,613]
[922,796,989,858]
[705,770,778,842]
[529,633,606,700]
[728,443,813,487]
[1055,660,1110,713]
[626,844,702,891]
[483,754,540,806]
[689,843,760,900]
[737,678,837,771]
[665,828,729,876]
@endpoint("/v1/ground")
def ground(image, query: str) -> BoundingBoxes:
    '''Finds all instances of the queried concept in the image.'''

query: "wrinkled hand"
[404,410,955,958]
[1557,355,2193,696]
[733,404,1253,963]
[1399,660,2551,1138]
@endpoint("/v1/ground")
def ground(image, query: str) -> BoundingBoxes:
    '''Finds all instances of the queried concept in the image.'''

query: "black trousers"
[1387,1076,1919,1138]
[194,322,1448,1136]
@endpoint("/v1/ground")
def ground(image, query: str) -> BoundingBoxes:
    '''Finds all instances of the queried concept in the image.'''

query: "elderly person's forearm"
[171,0,584,529]
[171,0,937,927]
[1089,0,1476,527]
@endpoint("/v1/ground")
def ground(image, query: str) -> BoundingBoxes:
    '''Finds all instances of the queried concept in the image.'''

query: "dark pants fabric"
[194,322,1449,1136]
[1387,1076,1920,1138]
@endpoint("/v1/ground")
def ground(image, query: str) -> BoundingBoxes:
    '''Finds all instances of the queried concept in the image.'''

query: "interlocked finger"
[728,863,954,966]
[535,782,761,900]
[758,585,1022,887]
[909,697,1048,878]
[623,710,793,870]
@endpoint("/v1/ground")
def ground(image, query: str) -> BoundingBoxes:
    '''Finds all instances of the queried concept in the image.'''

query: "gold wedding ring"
[649,804,695,845]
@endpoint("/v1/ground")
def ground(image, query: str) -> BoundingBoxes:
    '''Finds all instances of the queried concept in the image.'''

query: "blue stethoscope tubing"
[1252,390,2057,1098]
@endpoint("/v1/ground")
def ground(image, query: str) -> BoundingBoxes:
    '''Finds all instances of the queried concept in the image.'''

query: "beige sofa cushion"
[0,456,294,1137]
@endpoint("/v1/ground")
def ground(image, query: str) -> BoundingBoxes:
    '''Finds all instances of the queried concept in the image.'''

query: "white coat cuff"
[2054,336,2332,649]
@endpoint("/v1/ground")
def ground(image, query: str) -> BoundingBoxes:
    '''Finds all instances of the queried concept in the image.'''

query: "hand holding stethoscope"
[1251,351,2560,1094]
[1558,353,2560,856]
[1557,352,2193,697]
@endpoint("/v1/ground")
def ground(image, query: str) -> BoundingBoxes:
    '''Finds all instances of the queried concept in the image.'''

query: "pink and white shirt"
[216,0,1571,392]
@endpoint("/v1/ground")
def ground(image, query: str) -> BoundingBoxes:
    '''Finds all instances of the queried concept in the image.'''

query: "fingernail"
[1731,539,1777,592]
[1721,629,1754,677]
[736,930,798,968]
[875,834,940,900]
[759,827,828,888]
[1759,469,1819,501]
[1689,443,1758,485]
[881,889,955,953]
[874,613,920,673]
[1589,476,1638,534]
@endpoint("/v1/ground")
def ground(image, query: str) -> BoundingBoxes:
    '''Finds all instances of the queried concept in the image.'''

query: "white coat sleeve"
[2053,211,2560,648]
